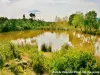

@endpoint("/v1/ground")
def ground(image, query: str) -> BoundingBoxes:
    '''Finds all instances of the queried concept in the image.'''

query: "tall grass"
[41,44,52,52]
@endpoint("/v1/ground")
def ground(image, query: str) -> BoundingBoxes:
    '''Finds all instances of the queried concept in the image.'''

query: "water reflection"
[11,38,36,46]
[72,32,97,46]
[95,38,100,56]
[72,32,100,56]
[9,31,100,55]
[36,32,72,52]
[11,32,73,52]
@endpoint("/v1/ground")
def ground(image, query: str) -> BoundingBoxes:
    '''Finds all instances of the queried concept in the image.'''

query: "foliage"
[51,48,98,74]
[10,63,24,75]
[30,50,50,74]
[41,44,52,52]
[10,44,21,59]
[68,10,100,35]
[0,41,11,69]
[23,14,26,20]
[85,11,97,32]
[0,41,12,61]
[68,14,76,25]
[0,55,5,69]
[0,17,49,32]
[0,17,8,26]
[55,16,68,29]
[0,40,21,70]
[72,12,84,30]
[29,13,36,19]
[0,40,100,74]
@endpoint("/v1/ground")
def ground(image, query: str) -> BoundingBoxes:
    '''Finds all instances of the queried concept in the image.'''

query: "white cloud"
[1,0,10,2]
[0,0,99,21]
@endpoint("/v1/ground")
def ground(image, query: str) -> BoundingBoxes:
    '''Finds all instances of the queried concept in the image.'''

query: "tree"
[23,14,26,20]
[85,10,97,32]
[72,12,84,31]
[98,19,100,25]
[68,14,76,25]
[29,13,36,19]
[96,19,100,30]
[0,17,8,26]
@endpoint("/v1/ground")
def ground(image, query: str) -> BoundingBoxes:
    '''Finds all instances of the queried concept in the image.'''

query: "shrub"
[41,44,47,52]
[0,55,5,69]
[10,64,24,75]
[30,50,49,75]
[0,41,12,63]
[10,44,21,59]
[51,48,99,74]
[48,45,52,52]
[41,44,52,52]
[32,53,45,74]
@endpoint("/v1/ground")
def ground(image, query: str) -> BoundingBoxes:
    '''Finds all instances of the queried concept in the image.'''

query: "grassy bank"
[0,40,100,75]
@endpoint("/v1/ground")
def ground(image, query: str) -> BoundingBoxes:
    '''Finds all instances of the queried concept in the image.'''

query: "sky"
[0,0,100,21]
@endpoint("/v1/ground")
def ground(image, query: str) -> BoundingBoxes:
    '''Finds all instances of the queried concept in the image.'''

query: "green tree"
[85,10,97,32]
[0,17,8,24]
[68,14,76,25]
[72,12,84,31]
[23,14,26,20]
[97,19,100,30]
[0,17,8,31]
[29,13,36,19]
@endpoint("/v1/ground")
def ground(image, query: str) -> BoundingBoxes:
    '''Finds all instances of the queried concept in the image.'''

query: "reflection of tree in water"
[95,38,100,56]
[68,32,73,42]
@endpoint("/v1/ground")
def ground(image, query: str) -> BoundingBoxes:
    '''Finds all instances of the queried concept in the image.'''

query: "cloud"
[0,0,99,21]
[28,9,41,13]
[1,0,10,2]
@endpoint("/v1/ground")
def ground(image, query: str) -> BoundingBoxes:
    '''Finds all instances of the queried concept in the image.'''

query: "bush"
[0,41,21,70]
[48,45,52,52]
[30,50,50,75]
[10,44,21,59]
[10,64,24,75]
[41,44,52,52]
[51,48,98,74]
[31,53,45,74]
[0,41,12,61]
[41,44,47,52]
[0,55,5,69]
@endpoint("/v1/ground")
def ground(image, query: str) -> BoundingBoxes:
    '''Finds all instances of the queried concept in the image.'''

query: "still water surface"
[0,30,100,55]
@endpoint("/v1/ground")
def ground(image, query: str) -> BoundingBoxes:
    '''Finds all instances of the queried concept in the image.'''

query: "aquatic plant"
[41,44,52,52]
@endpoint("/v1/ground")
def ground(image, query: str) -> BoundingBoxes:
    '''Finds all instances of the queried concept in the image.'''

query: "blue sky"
[0,0,100,21]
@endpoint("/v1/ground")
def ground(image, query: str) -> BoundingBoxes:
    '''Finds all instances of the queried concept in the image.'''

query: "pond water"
[36,32,72,52]
[0,30,100,56]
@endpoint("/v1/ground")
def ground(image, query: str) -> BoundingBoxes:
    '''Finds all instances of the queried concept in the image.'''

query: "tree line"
[68,10,100,34]
[0,13,49,32]
[0,11,100,34]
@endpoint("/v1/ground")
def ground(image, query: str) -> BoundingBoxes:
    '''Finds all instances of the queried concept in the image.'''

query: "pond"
[0,30,100,56]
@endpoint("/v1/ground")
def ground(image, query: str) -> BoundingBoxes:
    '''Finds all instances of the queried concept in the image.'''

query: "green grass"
[0,40,100,75]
